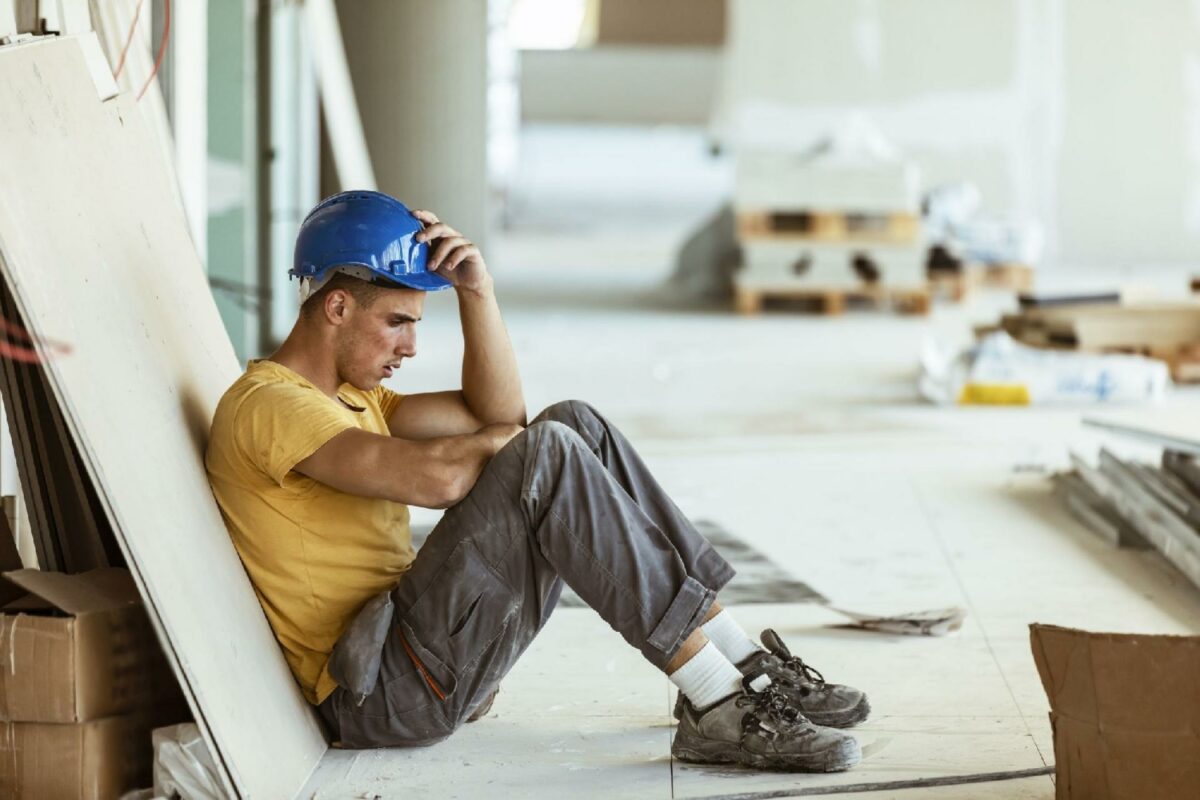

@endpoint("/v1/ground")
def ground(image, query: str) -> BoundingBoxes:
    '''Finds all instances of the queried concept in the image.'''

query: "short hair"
[301,272,387,317]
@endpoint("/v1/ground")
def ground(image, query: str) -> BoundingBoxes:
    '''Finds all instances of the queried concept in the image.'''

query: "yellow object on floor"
[957,383,1032,405]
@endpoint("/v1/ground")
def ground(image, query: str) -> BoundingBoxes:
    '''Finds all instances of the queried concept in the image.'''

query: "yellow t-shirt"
[205,359,413,704]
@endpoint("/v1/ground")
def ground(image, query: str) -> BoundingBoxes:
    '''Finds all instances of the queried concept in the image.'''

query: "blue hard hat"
[290,190,453,292]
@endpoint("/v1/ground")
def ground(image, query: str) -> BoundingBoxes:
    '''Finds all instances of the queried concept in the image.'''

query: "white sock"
[701,611,761,666]
[668,642,744,710]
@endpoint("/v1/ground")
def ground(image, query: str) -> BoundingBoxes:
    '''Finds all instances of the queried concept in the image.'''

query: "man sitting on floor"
[205,191,871,772]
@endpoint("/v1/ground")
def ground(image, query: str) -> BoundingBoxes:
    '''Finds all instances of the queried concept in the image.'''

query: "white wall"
[724,0,1200,269]
[520,46,723,125]
[1057,0,1200,265]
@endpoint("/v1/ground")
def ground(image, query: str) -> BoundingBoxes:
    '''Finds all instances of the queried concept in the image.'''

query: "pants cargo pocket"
[336,649,447,748]
[400,539,518,693]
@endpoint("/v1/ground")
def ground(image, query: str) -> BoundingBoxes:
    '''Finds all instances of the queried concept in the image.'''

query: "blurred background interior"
[6,2,1200,797]
[169,0,1200,357]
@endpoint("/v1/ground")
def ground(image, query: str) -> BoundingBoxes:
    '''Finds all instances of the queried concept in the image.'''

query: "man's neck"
[269,328,342,400]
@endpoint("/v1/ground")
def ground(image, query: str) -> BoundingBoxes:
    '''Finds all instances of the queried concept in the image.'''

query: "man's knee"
[533,399,598,427]
[525,419,581,448]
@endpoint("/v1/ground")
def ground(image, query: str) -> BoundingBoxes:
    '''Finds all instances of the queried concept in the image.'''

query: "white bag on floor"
[920,332,1169,405]
[152,723,226,800]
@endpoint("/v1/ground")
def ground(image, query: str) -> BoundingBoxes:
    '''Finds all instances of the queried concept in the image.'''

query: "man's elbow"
[430,469,473,509]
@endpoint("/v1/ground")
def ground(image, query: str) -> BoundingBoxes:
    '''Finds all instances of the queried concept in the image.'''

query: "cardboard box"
[0,568,182,722]
[1030,623,1200,799]
[0,714,153,800]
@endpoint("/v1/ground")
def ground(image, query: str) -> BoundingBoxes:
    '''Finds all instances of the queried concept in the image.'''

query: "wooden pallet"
[928,271,971,302]
[970,262,1034,292]
[737,209,920,244]
[733,283,931,316]
[928,263,1035,302]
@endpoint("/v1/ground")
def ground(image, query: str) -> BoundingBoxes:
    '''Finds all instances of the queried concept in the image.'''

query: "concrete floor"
[304,125,1200,798]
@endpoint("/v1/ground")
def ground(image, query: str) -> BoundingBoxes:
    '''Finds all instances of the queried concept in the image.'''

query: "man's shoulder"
[222,361,317,406]
[212,362,324,436]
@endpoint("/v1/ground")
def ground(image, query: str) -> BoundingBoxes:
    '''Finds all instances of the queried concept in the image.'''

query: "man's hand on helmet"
[412,210,491,295]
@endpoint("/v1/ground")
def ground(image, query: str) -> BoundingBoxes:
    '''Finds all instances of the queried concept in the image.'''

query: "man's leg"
[326,418,736,748]
[531,401,727,577]
[539,401,870,730]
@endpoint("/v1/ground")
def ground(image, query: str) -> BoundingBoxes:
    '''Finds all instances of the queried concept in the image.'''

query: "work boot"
[671,674,861,772]
[673,629,870,728]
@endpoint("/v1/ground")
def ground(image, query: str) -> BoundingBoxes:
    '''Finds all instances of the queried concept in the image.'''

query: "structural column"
[336,0,489,247]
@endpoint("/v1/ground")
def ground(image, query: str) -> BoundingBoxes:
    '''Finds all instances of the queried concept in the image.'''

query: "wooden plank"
[1056,473,1123,547]
[305,0,376,189]
[0,282,57,570]
[1085,410,1200,456]
[0,276,111,572]
[1164,450,1200,497]
[0,273,113,572]
[737,209,920,244]
[0,37,324,798]
[1094,450,1200,590]
[731,277,930,316]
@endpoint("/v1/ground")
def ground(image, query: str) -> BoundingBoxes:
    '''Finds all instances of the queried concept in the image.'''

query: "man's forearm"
[458,277,526,425]
[425,422,523,507]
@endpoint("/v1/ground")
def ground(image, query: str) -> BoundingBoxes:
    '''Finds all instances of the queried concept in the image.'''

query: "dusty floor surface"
[303,125,1200,799]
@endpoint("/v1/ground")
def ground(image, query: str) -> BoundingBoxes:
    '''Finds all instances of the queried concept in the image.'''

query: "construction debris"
[919,331,1169,405]
[827,606,967,637]
[923,182,1043,271]
[993,299,1200,383]
[1056,449,1200,592]
[923,182,1041,300]
[151,723,225,800]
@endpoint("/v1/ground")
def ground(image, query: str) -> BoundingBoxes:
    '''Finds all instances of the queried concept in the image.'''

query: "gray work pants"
[319,400,735,748]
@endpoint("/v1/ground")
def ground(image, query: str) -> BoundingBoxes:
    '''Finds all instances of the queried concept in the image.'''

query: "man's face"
[333,286,424,391]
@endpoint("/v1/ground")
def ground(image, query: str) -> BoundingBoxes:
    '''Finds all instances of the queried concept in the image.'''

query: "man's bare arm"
[294,423,523,508]
[456,278,525,425]
[414,210,526,427]
[387,390,485,440]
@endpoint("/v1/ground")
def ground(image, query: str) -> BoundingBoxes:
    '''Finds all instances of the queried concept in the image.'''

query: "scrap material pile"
[995,298,1200,383]
[922,295,1200,406]
[919,331,1169,406]
[923,181,1041,301]
[1056,449,1200,590]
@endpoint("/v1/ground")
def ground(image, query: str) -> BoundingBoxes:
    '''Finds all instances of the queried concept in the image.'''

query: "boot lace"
[781,655,825,687]
[736,680,811,738]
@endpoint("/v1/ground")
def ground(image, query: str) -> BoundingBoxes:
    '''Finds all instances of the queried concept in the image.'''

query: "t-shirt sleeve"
[372,385,405,424]
[233,383,356,487]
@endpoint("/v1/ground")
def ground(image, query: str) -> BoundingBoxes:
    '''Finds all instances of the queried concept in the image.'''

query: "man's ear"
[324,289,351,325]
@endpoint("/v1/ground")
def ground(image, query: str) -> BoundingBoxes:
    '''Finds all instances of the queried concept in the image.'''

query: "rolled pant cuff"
[645,566,735,669]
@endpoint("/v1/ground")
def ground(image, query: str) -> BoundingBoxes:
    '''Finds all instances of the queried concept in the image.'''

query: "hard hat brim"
[382,271,455,292]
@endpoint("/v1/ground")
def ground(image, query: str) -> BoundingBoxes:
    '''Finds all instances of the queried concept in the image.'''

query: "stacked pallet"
[929,260,1036,301]
[732,149,927,315]
[995,300,1200,383]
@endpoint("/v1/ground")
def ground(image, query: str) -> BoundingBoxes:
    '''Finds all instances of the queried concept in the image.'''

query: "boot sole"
[671,731,861,773]
[673,692,872,729]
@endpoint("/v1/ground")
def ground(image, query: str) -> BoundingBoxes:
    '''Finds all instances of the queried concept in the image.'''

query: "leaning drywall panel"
[0,36,325,798]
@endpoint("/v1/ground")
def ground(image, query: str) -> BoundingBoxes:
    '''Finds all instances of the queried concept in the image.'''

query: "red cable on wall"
[137,0,170,101]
